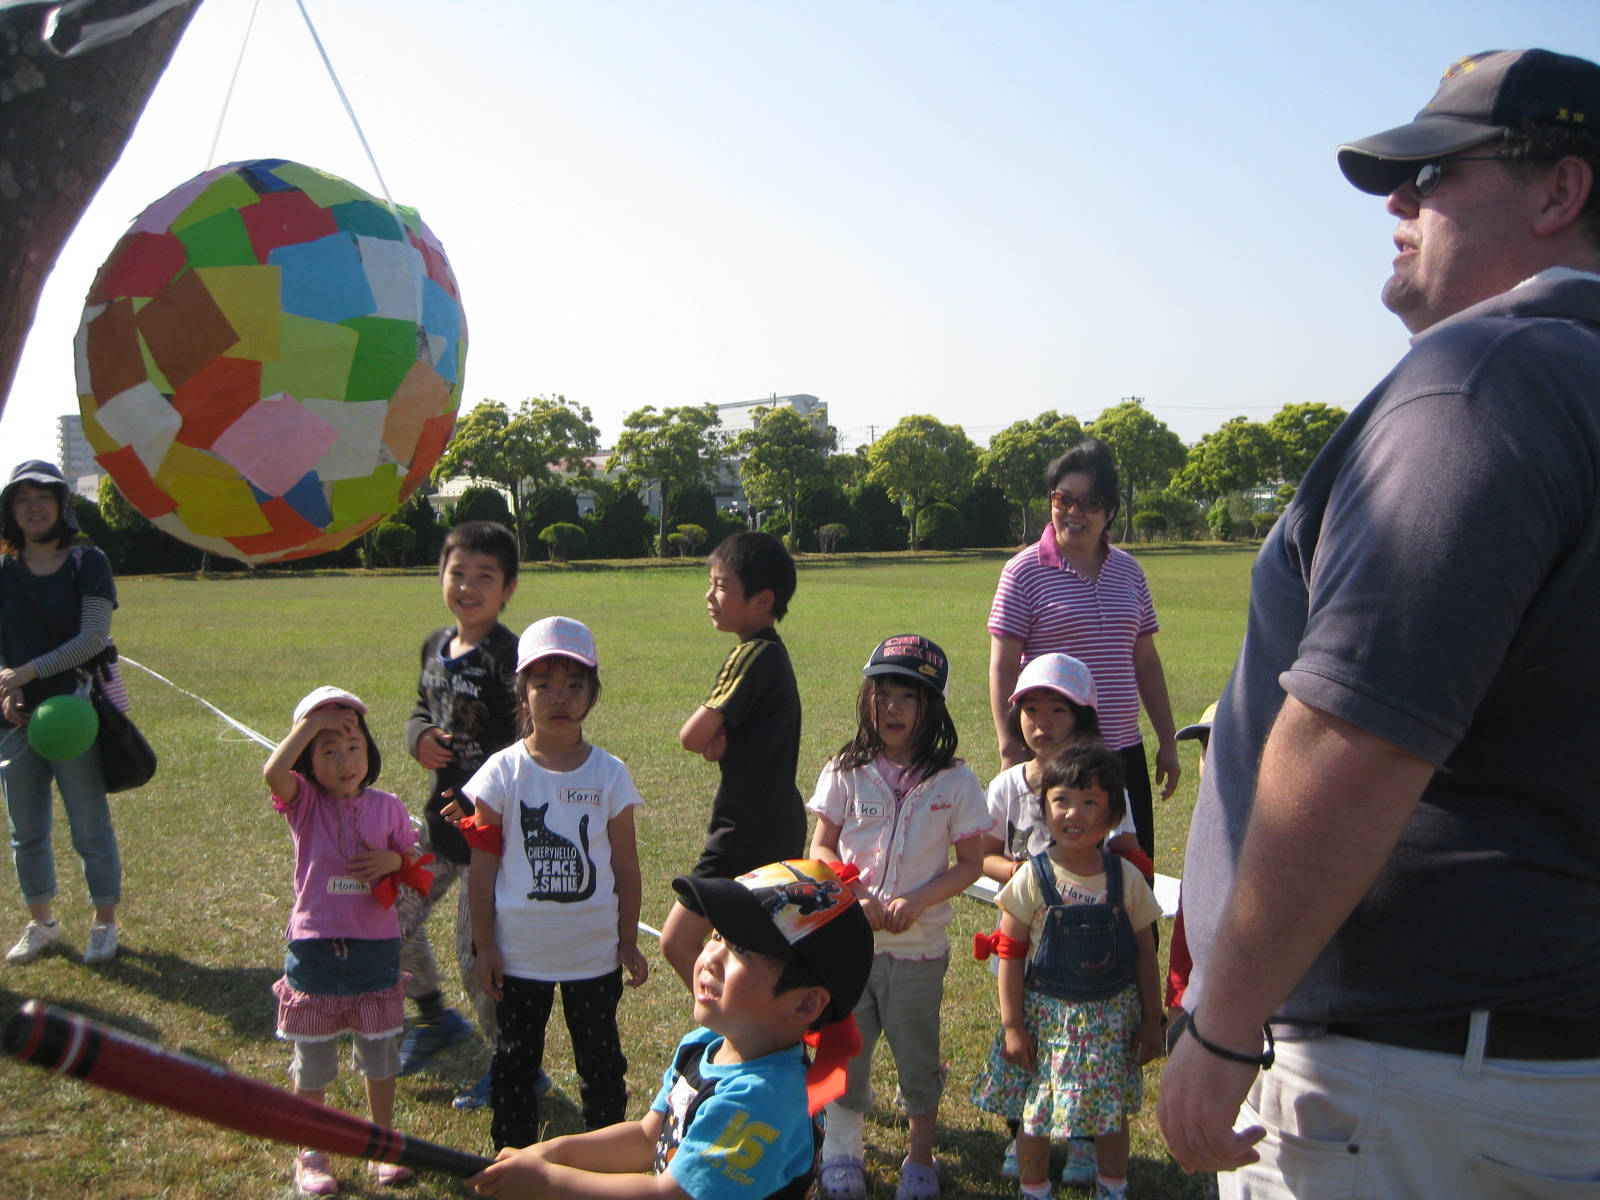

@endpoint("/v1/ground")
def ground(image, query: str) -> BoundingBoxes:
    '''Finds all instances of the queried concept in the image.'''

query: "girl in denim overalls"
[971,744,1163,1200]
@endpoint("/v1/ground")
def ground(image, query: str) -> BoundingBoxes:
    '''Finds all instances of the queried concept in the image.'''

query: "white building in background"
[716,393,827,437]
[430,394,830,528]
[56,415,102,498]
[710,394,828,517]
[586,393,830,523]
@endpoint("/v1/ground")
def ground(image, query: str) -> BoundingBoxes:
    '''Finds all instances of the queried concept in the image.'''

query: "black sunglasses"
[1410,155,1502,198]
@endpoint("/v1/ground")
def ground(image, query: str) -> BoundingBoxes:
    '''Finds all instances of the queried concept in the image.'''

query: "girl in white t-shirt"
[981,653,1144,883]
[460,617,648,1152]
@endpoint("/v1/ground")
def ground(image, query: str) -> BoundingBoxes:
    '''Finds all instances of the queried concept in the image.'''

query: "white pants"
[1221,1026,1600,1199]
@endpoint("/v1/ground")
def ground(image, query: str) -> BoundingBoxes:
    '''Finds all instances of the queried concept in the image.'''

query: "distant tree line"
[80,394,1347,572]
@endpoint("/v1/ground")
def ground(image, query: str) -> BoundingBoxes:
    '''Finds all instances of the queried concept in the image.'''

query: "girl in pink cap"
[263,686,427,1195]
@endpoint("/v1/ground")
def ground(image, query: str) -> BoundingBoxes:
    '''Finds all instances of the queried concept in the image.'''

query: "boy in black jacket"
[396,521,522,1107]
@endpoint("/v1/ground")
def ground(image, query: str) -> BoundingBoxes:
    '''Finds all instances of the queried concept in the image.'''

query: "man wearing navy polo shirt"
[1161,50,1600,1197]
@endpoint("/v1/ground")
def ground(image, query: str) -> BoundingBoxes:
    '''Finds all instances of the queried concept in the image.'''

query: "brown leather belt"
[1327,1012,1600,1061]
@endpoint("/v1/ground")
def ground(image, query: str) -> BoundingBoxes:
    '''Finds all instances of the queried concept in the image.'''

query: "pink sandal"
[294,1150,338,1196]
[371,1161,414,1186]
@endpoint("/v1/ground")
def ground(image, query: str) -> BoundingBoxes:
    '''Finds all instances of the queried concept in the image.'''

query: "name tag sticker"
[849,799,886,820]
[327,875,370,895]
[1060,883,1106,906]
[564,788,602,807]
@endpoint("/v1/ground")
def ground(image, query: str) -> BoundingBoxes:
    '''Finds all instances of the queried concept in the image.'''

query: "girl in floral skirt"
[971,744,1163,1200]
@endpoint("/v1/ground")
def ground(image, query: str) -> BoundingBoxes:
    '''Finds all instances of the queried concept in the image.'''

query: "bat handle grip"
[397,1138,495,1178]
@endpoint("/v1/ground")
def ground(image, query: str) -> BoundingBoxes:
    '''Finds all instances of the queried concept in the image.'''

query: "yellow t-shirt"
[997,855,1161,960]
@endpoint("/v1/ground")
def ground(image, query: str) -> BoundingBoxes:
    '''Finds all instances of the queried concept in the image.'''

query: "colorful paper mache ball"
[75,159,466,563]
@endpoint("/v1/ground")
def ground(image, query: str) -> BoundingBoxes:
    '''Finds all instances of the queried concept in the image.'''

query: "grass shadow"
[2,985,168,1045]
[57,946,282,1037]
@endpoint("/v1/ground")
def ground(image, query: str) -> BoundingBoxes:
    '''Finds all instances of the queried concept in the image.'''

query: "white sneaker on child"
[1000,1139,1019,1178]
[1062,1138,1097,1186]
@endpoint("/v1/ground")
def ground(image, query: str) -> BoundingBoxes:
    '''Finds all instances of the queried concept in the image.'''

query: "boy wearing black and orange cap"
[469,860,873,1200]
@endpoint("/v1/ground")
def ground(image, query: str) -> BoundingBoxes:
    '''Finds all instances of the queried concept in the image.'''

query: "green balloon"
[28,694,100,762]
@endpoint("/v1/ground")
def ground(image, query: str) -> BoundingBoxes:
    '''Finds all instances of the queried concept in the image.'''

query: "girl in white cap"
[263,686,426,1195]
[455,616,648,1155]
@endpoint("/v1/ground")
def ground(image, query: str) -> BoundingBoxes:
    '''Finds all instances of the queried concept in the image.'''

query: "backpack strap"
[666,1038,820,1200]
[673,1038,719,1142]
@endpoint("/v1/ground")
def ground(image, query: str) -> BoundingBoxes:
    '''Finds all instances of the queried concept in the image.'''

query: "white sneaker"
[6,919,62,963]
[1062,1138,1098,1187]
[83,921,118,964]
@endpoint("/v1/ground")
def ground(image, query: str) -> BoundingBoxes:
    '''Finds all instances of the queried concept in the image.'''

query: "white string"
[289,0,427,334]
[119,655,276,750]
[198,0,429,342]
[204,0,263,170]
[290,0,401,224]
[115,656,660,939]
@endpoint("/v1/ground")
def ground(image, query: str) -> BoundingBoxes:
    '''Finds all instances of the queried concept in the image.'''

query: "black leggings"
[1116,741,1156,863]
[490,968,627,1150]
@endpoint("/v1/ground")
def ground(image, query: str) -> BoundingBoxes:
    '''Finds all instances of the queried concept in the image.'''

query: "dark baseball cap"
[673,859,874,1024]
[1338,49,1600,195]
[862,634,949,696]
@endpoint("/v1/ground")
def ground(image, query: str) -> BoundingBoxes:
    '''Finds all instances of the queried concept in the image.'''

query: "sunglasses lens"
[1414,162,1442,197]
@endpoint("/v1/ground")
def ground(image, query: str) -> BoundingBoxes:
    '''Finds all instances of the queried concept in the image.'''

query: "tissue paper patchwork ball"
[75,159,466,563]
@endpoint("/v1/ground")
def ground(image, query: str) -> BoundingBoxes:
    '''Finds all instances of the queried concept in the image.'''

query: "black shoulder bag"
[5,552,157,793]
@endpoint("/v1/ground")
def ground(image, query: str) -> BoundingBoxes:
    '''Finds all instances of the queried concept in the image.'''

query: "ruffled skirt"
[969,983,1143,1137]
[274,936,406,1041]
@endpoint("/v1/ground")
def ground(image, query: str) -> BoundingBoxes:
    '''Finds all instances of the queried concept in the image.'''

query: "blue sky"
[5,0,1599,467]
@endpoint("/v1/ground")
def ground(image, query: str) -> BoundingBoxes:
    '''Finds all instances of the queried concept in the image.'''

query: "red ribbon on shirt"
[802,1013,863,1114]
[1113,843,1156,884]
[454,812,504,856]
[973,928,1028,961]
[370,853,435,909]
[824,861,861,886]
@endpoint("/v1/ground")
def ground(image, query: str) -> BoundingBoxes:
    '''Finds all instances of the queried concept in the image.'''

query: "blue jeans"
[1,726,120,907]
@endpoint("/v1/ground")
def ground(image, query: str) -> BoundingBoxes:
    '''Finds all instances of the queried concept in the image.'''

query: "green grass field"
[0,545,1257,1199]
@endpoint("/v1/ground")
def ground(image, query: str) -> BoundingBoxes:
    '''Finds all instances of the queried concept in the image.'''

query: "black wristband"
[1185,1012,1275,1070]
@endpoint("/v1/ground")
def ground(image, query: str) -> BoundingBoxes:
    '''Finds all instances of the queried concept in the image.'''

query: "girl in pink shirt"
[263,686,427,1196]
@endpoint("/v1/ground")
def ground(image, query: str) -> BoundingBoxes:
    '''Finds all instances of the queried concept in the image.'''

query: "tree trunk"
[0,0,201,417]
[509,488,527,562]
[656,480,669,557]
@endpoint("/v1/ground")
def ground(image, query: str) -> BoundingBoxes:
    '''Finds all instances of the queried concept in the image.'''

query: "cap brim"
[1007,681,1092,708]
[671,875,791,958]
[515,649,598,672]
[1175,722,1211,742]
[7,470,70,489]
[861,664,947,699]
[1337,117,1505,194]
[292,688,368,724]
